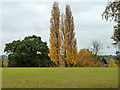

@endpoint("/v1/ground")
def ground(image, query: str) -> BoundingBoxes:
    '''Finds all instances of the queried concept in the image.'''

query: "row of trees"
[48,2,105,67]
[3,34,105,67]
[48,1,120,67]
[48,2,77,67]
[3,1,119,67]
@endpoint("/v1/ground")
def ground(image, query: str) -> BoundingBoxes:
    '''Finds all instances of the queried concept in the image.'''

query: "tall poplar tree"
[49,2,60,66]
[64,5,77,67]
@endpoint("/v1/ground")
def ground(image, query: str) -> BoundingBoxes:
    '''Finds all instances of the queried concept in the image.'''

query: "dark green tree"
[4,35,51,67]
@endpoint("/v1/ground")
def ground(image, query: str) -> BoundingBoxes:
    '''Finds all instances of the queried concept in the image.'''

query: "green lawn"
[2,67,118,88]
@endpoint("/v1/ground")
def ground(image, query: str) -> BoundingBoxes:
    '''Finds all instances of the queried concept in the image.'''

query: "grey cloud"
[2,2,116,55]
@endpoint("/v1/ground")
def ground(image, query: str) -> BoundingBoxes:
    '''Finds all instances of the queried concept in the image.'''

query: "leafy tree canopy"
[102,0,120,45]
[4,35,51,67]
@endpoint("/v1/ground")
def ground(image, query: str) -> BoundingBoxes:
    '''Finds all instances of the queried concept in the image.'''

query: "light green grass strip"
[2,67,118,88]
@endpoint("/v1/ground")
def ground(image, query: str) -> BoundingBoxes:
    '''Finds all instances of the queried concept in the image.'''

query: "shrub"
[95,60,104,67]
[109,59,117,67]
[3,61,8,67]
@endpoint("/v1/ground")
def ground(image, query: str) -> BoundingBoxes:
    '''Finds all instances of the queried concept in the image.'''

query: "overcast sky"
[1,2,117,55]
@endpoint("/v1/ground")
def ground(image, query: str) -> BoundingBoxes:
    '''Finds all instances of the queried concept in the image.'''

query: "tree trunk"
[65,61,67,67]
[71,64,73,67]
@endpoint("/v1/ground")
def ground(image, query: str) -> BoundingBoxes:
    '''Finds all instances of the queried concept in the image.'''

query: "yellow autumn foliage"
[76,49,95,67]
[49,2,61,66]
[109,59,117,67]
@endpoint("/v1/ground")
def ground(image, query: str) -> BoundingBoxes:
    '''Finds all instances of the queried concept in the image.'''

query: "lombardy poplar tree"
[49,2,77,67]
[48,2,61,66]
[64,5,77,67]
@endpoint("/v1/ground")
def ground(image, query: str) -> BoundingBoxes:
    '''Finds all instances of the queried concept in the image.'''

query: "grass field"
[2,67,118,88]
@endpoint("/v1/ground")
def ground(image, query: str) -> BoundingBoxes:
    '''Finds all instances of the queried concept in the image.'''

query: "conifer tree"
[48,2,60,66]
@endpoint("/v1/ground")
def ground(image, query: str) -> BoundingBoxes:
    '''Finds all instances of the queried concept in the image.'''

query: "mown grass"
[2,67,118,88]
